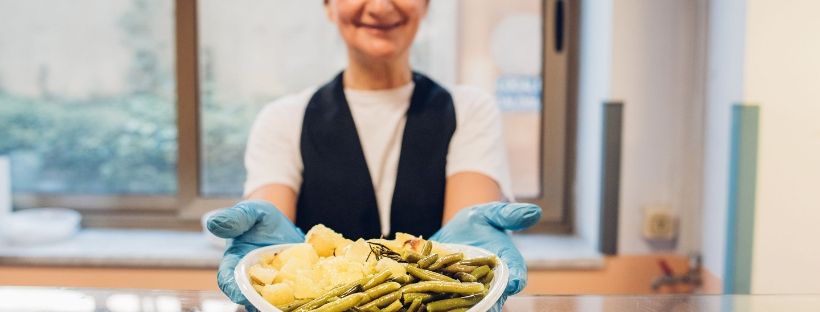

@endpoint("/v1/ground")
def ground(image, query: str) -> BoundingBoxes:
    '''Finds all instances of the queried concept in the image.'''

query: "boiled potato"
[394,232,419,245]
[316,256,368,289]
[305,224,353,257]
[261,283,295,306]
[271,243,319,269]
[375,257,406,278]
[276,257,314,283]
[289,270,322,299]
[341,239,376,265]
[248,263,278,285]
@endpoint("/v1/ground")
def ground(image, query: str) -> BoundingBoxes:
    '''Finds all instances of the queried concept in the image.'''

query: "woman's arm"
[442,171,502,223]
[245,183,298,222]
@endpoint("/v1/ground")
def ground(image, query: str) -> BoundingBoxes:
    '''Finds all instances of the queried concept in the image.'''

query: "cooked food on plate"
[247,224,498,312]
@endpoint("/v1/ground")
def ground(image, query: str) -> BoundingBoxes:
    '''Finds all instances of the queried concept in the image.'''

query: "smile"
[355,21,404,31]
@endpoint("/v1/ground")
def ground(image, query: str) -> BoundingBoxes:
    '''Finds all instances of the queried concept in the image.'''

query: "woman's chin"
[353,44,405,62]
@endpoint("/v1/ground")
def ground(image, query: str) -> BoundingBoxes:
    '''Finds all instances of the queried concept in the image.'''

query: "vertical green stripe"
[724,104,759,294]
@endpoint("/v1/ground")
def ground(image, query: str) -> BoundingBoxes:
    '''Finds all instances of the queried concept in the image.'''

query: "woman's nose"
[364,0,398,18]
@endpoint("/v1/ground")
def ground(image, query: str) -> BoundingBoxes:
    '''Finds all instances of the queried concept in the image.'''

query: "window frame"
[521,0,579,232]
[12,0,579,232]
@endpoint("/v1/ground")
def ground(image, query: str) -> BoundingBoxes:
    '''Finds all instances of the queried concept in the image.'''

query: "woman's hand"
[430,202,542,311]
[206,200,305,310]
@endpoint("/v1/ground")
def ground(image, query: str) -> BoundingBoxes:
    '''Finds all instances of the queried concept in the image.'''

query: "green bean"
[379,299,403,312]
[390,274,413,284]
[424,293,485,312]
[402,292,431,304]
[481,270,495,286]
[406,264,457,282]
[459,256,497,268]
[427,252,464,271]
[400,281,485,295]
[360,282,401,305]
[311,292,366,312]
[402,292,449,304]
[405,298,423,312]
[294,278,365,312]
[446,308,469,312]
[421,240,433,256]
[363,271,393,290]
[454,272,477,283]
[470,265,492,280]
[442,264,478,273]
[355,306,380,312]
[358,290,402,310]
[276,298,311,312]
[417,253,439,269]
[402,249,423,263]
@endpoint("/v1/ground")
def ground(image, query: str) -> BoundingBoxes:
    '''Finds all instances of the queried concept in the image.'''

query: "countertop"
[3,286,820,311]
[0,229,604,270]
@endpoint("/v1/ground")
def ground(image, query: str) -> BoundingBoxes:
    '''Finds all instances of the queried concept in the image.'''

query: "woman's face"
[325,0,428,62]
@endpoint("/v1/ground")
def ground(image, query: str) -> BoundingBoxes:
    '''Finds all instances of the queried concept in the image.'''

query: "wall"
[574,0,706,254]
[743,0,820,294]
[574,0,612,248]
[701,0,748,283]
[609,0,706,255]
[700,0,820,293]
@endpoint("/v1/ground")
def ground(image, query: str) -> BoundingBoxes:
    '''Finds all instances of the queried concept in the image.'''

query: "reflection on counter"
[0,287,237,312]
[4,287,820,312]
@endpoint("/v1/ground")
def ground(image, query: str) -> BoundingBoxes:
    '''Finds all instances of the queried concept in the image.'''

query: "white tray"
[235,243,508,312]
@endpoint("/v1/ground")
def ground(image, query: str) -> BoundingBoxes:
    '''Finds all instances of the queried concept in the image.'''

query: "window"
[0,1,177,194]
[3,0,576,229]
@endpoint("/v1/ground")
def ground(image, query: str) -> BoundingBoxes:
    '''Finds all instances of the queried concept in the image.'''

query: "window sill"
[0,229,222,269]
[513,234,605,270]
[0,230,604,271]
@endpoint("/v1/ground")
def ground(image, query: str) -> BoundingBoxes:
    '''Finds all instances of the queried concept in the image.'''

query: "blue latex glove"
[430,202,542,311]
[206,200,305,311]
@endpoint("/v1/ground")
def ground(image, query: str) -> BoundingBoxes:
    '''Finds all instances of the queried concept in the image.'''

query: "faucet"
[651,254,703,292]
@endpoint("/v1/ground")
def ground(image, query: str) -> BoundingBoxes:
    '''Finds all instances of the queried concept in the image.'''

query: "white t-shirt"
[244,82,512,236]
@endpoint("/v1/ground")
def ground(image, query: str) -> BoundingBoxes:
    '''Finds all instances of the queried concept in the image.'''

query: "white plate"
[236,243,508,312]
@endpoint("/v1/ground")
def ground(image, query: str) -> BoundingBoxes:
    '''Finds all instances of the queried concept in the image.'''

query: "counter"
[2,286,820,311]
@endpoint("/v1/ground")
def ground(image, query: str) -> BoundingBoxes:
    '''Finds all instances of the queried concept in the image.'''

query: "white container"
[0,208,82,245]
[235,243,509,312]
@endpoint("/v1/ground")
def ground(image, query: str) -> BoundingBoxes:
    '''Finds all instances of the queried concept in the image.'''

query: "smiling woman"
[199,0,552,203]
[325,0,428,72]
[2,0,572,230]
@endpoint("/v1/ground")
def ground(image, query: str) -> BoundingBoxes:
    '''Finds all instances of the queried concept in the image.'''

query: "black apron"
[295,72,456,239]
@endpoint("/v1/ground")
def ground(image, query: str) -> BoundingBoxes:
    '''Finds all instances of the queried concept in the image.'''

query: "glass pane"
[0,0,177,195]
[199,0,542,198]
[458,0,543,198]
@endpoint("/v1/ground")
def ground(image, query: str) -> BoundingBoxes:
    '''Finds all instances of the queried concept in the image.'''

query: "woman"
[207,0,542,310]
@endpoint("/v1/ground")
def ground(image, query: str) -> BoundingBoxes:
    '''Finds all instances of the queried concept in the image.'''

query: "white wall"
[577,0,820,292]
[608,0,706,254]
[700,0,820,292]
[574,0,612,248]
[575,0,707,255]
[743,0,820,294]
[701,0,748,282]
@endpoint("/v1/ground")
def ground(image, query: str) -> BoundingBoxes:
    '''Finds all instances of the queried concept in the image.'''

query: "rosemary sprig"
[366,241,405,262]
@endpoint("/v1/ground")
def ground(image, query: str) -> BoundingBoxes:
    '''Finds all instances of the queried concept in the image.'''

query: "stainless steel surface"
[2,287,820,311]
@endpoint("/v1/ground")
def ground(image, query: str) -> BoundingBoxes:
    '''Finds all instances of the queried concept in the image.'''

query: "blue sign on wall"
[495,75,542,112]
